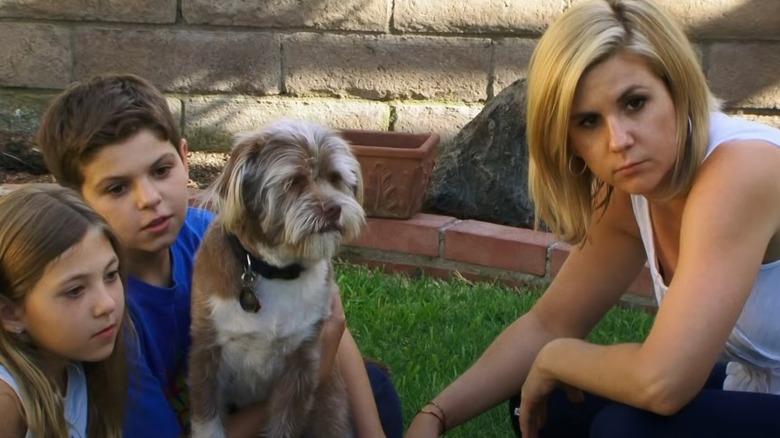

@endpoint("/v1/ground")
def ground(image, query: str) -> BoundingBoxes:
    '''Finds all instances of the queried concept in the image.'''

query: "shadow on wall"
[684,0,780,109]
[181,0,383,31]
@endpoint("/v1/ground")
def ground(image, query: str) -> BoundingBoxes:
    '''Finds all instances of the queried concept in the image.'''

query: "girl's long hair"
[0,185,133,438]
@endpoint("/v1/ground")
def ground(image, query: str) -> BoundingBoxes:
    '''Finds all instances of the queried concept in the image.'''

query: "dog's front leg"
[263,342,320,438]
[303,363,353,438]
[189,327,226,438]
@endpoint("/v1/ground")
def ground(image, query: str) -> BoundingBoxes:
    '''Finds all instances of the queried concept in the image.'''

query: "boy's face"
[80,129,190,257]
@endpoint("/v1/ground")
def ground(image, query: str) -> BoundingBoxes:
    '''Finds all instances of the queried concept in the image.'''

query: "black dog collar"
[226,233,305,313]
[226,233,304,280]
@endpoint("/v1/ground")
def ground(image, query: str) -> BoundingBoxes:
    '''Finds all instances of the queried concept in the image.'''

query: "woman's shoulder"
[689,134,780,229]
[708,112,780,154]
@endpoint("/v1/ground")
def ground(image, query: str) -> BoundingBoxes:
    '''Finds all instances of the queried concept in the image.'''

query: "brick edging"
[344,213,656,311]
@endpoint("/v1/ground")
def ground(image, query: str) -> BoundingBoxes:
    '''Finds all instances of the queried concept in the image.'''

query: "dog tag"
[239,287,261,313]
[239,270,261,313]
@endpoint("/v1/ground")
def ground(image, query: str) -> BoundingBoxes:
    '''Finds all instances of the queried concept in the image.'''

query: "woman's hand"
[519,353,583,438]
[318,285,346,382]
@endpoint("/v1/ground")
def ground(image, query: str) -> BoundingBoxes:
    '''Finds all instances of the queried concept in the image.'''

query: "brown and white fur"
[188,119,365,438]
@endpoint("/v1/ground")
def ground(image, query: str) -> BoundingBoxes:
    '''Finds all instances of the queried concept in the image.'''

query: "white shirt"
[0,362,88,438]
[631,112,780,394]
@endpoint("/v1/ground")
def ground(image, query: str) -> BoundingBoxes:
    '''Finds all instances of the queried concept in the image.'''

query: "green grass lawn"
[336,262,654,438]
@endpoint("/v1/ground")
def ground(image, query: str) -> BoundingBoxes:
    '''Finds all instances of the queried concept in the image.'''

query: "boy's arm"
[339,328,386,438]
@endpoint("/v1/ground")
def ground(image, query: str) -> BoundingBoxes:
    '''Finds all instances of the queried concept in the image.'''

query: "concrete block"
[709,42,780,109]
[394,0,566,34]
[183,0,387,31]
[73,28,280,94]
[393,103,483,150]
[493,38,536,97]
[0,0,176,23]
[653,0,780,40]
[184,96,390,151]
[0,24,70,88]
[284,33,492,102]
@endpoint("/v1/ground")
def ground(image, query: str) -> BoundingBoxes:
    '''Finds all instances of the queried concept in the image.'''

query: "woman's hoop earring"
[568,156,587,177]
[687,116,693,142]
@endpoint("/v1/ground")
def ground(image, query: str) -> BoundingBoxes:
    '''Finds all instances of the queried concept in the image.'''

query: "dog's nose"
[322,201,342,222]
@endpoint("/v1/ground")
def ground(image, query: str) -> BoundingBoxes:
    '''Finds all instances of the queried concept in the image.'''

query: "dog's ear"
[200,131,264,230]
[352,155,364,206]
[336,134,364,206]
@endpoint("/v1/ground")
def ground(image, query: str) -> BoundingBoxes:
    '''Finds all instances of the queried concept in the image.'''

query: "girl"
[406,0,780,437]
[0,185,132,438]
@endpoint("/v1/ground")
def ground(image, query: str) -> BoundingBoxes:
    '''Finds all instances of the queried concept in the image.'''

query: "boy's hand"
[319,285,346,382]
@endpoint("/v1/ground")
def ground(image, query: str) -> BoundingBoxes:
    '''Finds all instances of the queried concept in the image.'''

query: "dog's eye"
[327,172,342,185]
[286,175,307,192]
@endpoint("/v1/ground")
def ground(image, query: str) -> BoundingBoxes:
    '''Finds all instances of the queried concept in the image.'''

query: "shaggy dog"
[188,119,365,438]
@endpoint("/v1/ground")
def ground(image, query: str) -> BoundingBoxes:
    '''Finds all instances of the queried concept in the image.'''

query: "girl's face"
[568,51,679,198]
[17,227,124,364]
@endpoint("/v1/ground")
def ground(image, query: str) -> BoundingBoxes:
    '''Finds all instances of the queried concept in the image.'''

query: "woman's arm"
[406,191,648,437]
[523,141,780,422]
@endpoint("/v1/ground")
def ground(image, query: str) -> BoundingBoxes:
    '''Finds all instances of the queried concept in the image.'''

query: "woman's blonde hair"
[527,0,719,243]
[0,185,132,438]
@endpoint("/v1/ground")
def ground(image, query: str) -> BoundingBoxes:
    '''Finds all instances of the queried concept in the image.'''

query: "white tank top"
[631,112,780,394]
[0,362,88,438]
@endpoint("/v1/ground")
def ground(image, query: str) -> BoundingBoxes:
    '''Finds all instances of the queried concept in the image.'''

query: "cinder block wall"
[1,0,779,153]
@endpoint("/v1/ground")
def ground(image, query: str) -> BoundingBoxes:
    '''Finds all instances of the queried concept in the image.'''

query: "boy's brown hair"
[37,73,182,190]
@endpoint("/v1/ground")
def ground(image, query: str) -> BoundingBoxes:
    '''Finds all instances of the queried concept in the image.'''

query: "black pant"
[508,363,780,438]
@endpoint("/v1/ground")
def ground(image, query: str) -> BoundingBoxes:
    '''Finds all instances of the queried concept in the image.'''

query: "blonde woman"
[0,186,132,437]
[406,1,780,437]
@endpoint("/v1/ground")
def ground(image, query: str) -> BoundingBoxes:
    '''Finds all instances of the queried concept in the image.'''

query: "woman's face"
[568,51,679,197]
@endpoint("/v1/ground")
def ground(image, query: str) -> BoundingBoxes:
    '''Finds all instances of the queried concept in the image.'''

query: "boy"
[37,74,402,438]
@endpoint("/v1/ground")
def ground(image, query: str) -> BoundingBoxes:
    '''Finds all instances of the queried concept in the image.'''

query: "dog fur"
[188,119,365,438]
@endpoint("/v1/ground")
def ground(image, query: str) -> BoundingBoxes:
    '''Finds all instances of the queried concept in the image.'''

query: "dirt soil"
[0,151,230,189]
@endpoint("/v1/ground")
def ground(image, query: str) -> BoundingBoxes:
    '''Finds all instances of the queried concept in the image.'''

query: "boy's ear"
[179,138,190,173]
[0,298,24,334]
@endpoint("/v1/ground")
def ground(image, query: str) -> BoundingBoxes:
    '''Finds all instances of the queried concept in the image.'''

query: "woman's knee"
[590,403,664,438]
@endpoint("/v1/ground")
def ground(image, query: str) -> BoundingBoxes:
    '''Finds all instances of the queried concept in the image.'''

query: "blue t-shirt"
[123,207,213,438]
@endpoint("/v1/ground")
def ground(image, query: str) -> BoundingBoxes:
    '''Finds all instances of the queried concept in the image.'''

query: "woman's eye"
[626,97,646,111]
[580,115,598,128]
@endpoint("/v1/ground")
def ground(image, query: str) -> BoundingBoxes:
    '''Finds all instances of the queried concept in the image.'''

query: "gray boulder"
[425,78,534,228]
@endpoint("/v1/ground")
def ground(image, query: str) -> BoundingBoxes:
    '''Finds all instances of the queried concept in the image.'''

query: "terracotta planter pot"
[340,129,440,219]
